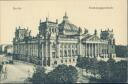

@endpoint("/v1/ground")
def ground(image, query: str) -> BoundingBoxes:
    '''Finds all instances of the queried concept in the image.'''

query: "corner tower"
[100,29,116,58]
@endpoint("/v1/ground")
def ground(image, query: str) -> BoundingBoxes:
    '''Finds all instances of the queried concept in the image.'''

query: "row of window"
[49,27,57,33]
[54,59,76,65]
[14,44,38,55]
[60,49,77,57]
[60,44,78,48]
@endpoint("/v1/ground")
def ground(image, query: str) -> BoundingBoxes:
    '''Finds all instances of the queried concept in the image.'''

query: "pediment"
[87,35,101,41]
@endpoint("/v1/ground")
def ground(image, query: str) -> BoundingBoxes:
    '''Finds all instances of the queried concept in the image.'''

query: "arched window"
[55,28,56,32]
[60,50,62,57]
[72,50,74,56]
[68,50,71,56]
[61,60,63,63]
[52,43,56,48]
[64,44,66,48]
[52,28,54,33]
[60,44,63,48]
[64,50,67,57]
[54,61,57,64]
[75,50,77,55]
[68,44,71,48]
[49,28,51,32]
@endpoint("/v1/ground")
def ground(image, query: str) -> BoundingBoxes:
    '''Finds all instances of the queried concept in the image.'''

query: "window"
[55,28,56,32]
[64,44,66,48]
[64,50,67,57]
[52,52,55,58]
[68,44,70,48]
[54,61,57,64]
[75,50,77,55]
[60,50,62,57]
[65,60,67,62]
[52,28,54,33]
[49,28,51,32]
[60,44,63,48]
[52,43,56,48]
[72,45,74,48]
[69,59,71,62]
[73,59,75,62]
[72,50,74,55]
[61,60,63,63]
[68,50,71,56]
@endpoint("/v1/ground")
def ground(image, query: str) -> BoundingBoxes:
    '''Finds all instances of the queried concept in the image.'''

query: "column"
[96,44,98,57]
[103,44,105,58]
[85,43,87,57]
[100,44,102,57]
[62,44,64,58]
[67,48,68,57]
[88,43,90,57]
[71,44,72,57]
[58,43,60,58]
[42,43,44,66]
[92,43,94,57]
[105,44,107,58]
[98,43,100,57]
[90,43,92,58]
[95,43,96,57]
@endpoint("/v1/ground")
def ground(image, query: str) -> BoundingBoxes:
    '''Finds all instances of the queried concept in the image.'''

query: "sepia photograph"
[0,0,127,83]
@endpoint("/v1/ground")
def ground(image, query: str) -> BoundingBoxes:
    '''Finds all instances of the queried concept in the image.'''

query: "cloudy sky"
[0,0,127,45]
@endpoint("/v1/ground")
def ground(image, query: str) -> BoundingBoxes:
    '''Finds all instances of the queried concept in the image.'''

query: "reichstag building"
[13,13,116,67]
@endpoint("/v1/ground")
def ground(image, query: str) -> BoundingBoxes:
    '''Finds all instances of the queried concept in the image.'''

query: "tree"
[97,60,109,82]
[97,59,127,83]
[89,58,98,76]
[0,65,3,72]
[76,57,98,75]
[113,60,127,82]
[0,64,3,80]
[76,57,91,71]
[46,64,78,83]
[31,66,46,84]
[115,45,128,57]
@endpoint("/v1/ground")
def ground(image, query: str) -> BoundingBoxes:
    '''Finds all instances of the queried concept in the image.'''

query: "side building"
[13,13,116,67]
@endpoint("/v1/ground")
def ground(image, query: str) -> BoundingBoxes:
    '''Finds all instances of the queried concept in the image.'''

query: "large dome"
[58,13,80,35]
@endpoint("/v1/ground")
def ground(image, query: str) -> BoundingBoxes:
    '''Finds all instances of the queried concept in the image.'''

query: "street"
[0,60,35,83]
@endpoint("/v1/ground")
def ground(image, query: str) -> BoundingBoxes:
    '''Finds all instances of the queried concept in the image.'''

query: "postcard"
[0,0,127,83]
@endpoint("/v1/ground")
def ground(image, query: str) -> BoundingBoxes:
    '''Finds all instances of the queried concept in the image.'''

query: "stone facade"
[13,13,116,67]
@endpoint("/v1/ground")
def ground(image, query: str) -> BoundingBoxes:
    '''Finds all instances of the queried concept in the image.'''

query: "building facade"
[13,13,116,67]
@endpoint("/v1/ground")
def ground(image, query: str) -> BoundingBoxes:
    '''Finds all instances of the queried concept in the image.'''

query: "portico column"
[98,43,100,57]
[100,43,101,56]
[91,44,92,57]
[88,43,90,57]
[91,43,93,58]
[95,43,96,57]
[67,48,68,57]
[105,44,107,58]
[96,43,98,57]
[97,43,99,57]
[62,44,64,58]
[57,43,60,58]
[71,45,72,57]
[100,44,102,57]
[85,43,87,57]
[103,44,105,58]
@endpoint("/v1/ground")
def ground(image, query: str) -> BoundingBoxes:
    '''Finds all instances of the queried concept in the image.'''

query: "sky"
[0,0,127,45]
